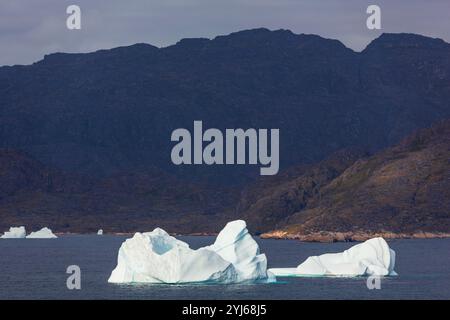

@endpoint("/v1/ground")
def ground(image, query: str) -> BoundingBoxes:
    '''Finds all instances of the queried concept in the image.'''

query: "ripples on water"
[0,235,449,299]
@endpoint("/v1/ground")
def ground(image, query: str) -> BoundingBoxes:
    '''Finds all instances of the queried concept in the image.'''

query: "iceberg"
[206,220,272,282]
[26,227,58,239]
[269,237,396,277]
[1,226,26,239]
[97,229,103,235]
[108,220,274,284]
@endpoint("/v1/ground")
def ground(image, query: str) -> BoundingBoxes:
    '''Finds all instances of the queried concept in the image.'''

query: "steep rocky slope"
[0,30,449,184]
[258,120,450,240]
[0,149,238,233]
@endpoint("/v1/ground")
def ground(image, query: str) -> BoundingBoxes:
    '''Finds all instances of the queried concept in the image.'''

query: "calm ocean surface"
[0,235,449,299]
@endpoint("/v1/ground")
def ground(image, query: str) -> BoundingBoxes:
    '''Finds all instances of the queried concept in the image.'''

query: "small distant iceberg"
[108,220,274,284]
[1,226,26,239]
[97,229,103,235]
[269,237,397,277]
[26,227,58,239]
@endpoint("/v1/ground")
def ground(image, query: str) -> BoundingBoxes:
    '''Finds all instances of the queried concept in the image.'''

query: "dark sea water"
[0,235,449,299]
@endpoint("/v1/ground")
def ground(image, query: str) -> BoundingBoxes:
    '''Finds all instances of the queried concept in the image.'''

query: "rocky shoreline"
[50,230,450,242]
[260,230,450,242]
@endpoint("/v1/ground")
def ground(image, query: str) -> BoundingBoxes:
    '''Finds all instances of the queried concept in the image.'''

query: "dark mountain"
[256,120,450,240]
[0,29,449,237]
[2,119,448,236]
[0,149,238,233]
[237,148,368,233]
[1,29,449,184]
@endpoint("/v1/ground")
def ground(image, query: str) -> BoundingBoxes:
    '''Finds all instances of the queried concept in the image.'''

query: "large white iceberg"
[269,237,396,277]
[26,227,58,239]
[108,220,274,284]
[1,226,27,239]
[206,220,271,282]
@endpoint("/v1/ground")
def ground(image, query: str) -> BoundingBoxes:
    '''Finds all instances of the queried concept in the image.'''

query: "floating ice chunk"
[108,228,235,283]
[1,226,26,239]
[26,227,58,239]
[108,220,274,284]
[207,220,274,282]
[97,229,103,235]
[269,237,396,277]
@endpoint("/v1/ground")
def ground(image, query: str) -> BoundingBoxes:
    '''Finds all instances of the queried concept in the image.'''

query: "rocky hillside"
[237,148,368,232]
[256,120,450,240]
[0,29,449,184]
[0,29,449,236]
[0,149,238,233]
[0,120,449,237]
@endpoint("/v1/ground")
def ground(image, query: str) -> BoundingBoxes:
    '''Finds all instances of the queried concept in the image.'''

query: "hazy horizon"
[1,0,449,66]
[4,28,448,67]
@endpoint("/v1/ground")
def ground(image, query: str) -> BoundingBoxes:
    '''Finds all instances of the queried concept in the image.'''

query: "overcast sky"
[0,0,449,66]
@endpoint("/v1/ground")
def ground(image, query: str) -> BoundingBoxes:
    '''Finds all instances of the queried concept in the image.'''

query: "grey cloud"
[0,0,449,66]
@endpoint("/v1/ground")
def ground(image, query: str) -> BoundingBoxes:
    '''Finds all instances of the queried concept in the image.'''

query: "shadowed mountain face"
[1,120,448,235]
[237,148,369,233]
[1,29,449,184]
[247,120,450,236]
[0,149,239,233]
[0,29,449,235]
